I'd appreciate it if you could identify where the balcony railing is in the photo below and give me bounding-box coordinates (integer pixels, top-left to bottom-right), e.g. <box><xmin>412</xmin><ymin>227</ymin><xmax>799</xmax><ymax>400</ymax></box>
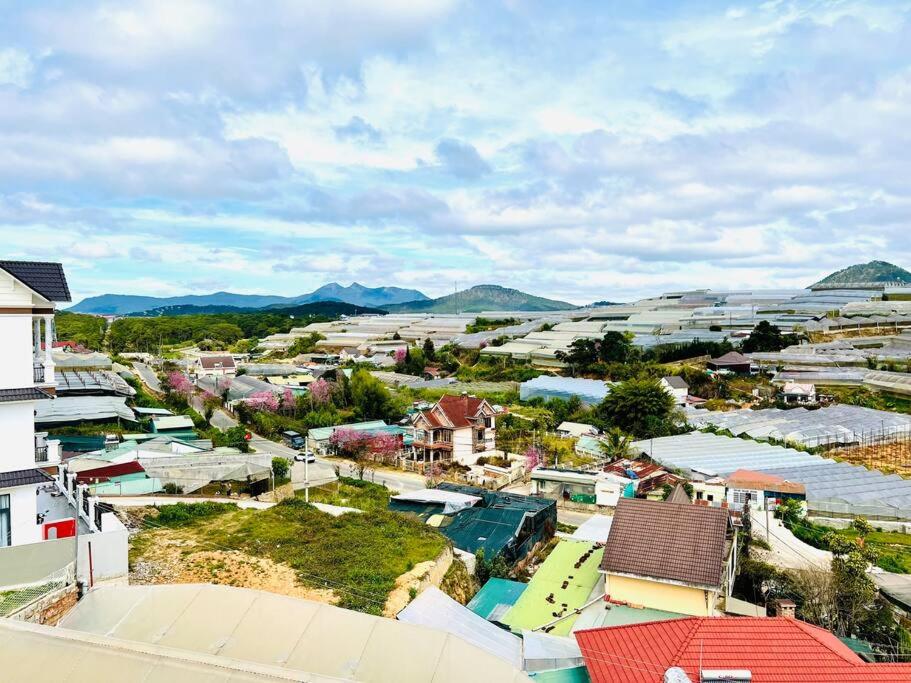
<box><xmin>33</xmin><ymin>364</ymin><xmax>45</xmax><ymax>384</ymax></box>
<box><xmin>35</xmin><ymin>445</ymin><xmax>48</xmax><ymax>463</ymax></box>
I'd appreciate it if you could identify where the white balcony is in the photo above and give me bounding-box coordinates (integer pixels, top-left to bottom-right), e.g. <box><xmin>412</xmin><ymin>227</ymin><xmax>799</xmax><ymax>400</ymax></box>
<box><xmin>34</xmin><ymin>433</ymin><xmax>61</xmax><ymax>466</ymax></box>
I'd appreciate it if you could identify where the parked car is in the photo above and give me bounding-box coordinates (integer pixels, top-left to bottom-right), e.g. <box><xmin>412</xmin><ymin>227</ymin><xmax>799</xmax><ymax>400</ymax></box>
<box><xmin>294</xmin><ymin>451</ymin><xmax>316</xmax><ymax>463</ymax></box>
<box><xmin>281</xmin><ymin>430</ymin><xmax>305</xmax><ymax>450</ymax></box>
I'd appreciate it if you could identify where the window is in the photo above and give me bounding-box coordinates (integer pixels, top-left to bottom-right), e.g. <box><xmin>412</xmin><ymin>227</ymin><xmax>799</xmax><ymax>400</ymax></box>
<box><xmin>0</xmin><ymin>494</ymin><xmax>10</xmax><ymax>547</ymax></box>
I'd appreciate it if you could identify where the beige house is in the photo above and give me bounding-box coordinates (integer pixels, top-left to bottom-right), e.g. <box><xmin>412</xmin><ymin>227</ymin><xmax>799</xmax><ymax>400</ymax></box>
<box><xmin>411</xmin><ymin>394</ymin><xmax>497</xmax><ymax>465</ymax></box>
<box><xmin>599</xmin><ymin>497</ymin><xmax>737</xmax><ymax>617</ymax></box>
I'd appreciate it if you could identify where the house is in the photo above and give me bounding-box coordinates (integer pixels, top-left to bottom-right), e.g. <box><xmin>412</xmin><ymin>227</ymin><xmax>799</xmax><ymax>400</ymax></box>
<box><xmin>575</xmin><ymin>616</ymin><xmax>911</xmax><ymax>683</ymax></box>
<box><xmin>659</xmin><ymin>376</ymin><xmax>689</xmax><ymax>405</ymax></box>
<box><xmin>707</xmin><ymin>351</ymin><xmax>753</xmax><ymax>374</ymax></box>
<box><xmin>602</xmin><ymin>459</ymin><xmax>682</xmax><ymax>500</ymax></box>
<box><xmin>530</xmin><ymin>468</ymin><xmax>635</xmax><ymax>506</ymax></box>
<box><xmin>150</xmin><ymin>414</ymin><xmax>197</xmax><ymax>440</ymax></box>
<box><xmin>388</xmin><ymin>483</ymin><xmax>556</xmax><ymax>565</ymax></box>
<box><xmin>599</xmin><ymin>497</ymin><xmax>736</xmax><ymax>616</ymax></box>
<box><xmin>690</xmin><ymin>475</ymin><xmax>727</xmax><ymax>507</ymax></box>
<box><xmin>780</xmin><ymin>381</ymin><xmax>817</xmax><ymax>405</ymax></box>
<box><xmin>556</xmin><ymin>421</ymin><xmax>599</xmax><ymax>438</ymax></box>
<box><xmin>725</xmin><ymin>468</ymin><xmax>807</xmax><ymax>512</ymax></box>
<box><xmin>411</xmin><ymin>393</ymin><xmax>497</xmax><ymax>465</ymax></box>
<box><xmin>0</xmin><ymin>261</ymin><xmax>68</xmax><ymax>547</ymax></box>
<box><xmin>195</xmin><ymin>354</ymin><xmax>236</xmax><ymax>378</ymax></box>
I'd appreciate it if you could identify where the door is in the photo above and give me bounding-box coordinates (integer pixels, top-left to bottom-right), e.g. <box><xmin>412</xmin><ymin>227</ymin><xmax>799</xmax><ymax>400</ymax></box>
<box><xmin>0</xmin><ymin>494</ymin><xmax>10</xmax><ymax>547</ymax></box>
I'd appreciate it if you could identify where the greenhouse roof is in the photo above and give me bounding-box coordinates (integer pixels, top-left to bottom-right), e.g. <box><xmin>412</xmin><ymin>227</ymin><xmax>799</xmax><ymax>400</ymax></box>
<box><xmin>691</xmin><ymin>405</ymin><xmax>911</xmax><ymax>447</ymax></box>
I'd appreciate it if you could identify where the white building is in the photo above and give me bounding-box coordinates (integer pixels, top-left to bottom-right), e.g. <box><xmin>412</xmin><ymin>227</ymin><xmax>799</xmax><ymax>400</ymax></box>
<box><xmin>0</xmin><ymin>261</ymin><xmax>68</xmax><ymax>547</ymax></box>
<box><xmin>780</xmin><ymin>382</ymin><xmax>817</xmax><ymax>405</ymax></box>
<box><xmin>195</xmin><ymin>354</ymin><xmax>237</xmax><ymax>378</ymax></box>
<box><xmin>659</xmin><ymin>376</ymin><xmax>689</xmax><ymax>405</ymax></box>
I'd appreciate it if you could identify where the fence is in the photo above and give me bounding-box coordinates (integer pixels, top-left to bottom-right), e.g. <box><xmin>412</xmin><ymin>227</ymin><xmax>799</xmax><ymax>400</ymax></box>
<box><xmin>0</xmin><ymin>563</ymin><xmax>75</xmax><ymax>617</ymax></box>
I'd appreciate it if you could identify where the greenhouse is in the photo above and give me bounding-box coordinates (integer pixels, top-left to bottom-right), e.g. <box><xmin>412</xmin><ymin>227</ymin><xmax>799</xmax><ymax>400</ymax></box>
<box><xmin>633</xmin><ymin>432</ymin><xmax>911</xmax><ymax>521</ymax></box>
<box><xmin>519</xmin><ymin>375</ymin><xmax>611</xmax><ymax>405</ymax></box>
<box><xmin>691</xmin><ymin>405</ymin><xmax>911</xmax><ymax>448</ymax></box>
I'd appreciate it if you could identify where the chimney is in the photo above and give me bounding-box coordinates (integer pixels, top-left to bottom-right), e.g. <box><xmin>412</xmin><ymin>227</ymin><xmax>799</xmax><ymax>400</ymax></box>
<box><xmin>769</xmin><ymin>599</ymin><xmax>796</xmax><ymax>619</ymax></box>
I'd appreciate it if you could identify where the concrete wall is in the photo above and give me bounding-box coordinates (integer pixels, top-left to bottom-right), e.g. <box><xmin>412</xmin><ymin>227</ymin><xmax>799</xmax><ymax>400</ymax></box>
<box><xmin>0</xmin><ymin>536</ymin><xmax>75</xmax><ymax>589</ymax></box>
<box><xmin>77</xmin><ymin>514</ymin><xmax>129</xmax><ymax>585</ymax></box>
<box><xmin>452</xmin><ymin>428</ymin><xmax>476</xmax><ymax>465</ymax></box>
<box><xmin>605</xmin><ymin>573</ymin><xmax>718</xmax><ymax>617</ymax></box>
<box><xmin>10</xmin><ymin>583</ymin><xmax>77</xmax><ymax>625</ymax></box>
<box><xmin>0</xmin><ymin>401</ymin><xmax>38</xmax><ymax>473</ymax></box>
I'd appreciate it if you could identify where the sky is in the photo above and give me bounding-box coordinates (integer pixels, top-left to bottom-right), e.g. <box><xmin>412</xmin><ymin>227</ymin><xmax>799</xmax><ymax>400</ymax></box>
<box><xmin>2</xmin><ymin>0</ymin><xmax>911</xmax><ymax>306</ymax></box>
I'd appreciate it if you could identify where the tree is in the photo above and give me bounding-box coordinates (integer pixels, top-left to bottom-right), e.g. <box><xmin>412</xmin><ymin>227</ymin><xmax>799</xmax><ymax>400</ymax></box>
<box><xmin>422</xmin><ymin>338</ymin><xmax>436</xmax><ymax>362</ymax></box>
<box><xmin>742</xmin><ymin>320</ymin><xmax>798</xmax><ymax>353</ymax></box>
<box><xmin>475</xmin><ymin>548</ymin><xmax>510</xmax><ymax>584</ymax></box>
<box><xmin>595</xmin><ymin>378</ymin><xmax>681</xmax><ymax>439</ymax></box>
<box><xmin>201</xmin><ymin>391</ymin><xmax>221</xmax><ymax>425</ymax></box>
<box><xmin>244</xmin><ymin>390</ymin><xmax>279</xmax><ymax>412</ymax></box>
<box><xmin>350</xmin><ymin>369</ymin><xmax>398</xmax><ymax>421</ymax></box>
<box><xmin>556</xmin><ymin>331</ymin><xmax>636</xmax><ymax>373</ymax></box>
<box><xmin>287</xmin><ymin>333</ymin><xmax>325</xmax><ymax>357</ymax></box>
<box><xmin>272</xmin><ymin>457</ymin><xmax>289</xmax><ymax>480</ymax></box>
<box><xmin>824</xmin><ymin>530</ymin><xmax>879</xmax><ymax>637</ymax></box>
<box><xmin>851</xmin><ymin>517</ymin><xmax>873</xmax><ymax>547</ymax></box>
<box><xmin>599</xmin><ymin>428</ymin><xmax>632</xmax><ymax>461</ymax></box>
<box><xmin>524</xmin><ymin>445</ymin><xmax>542</xmax><ymax>470</ymax></box>
<box><xmin>329</xmin><ymin>428</ymin><xmax>401</xmax><ymax>478</ymax></box>
<box><xmin>309</xmin><ymin>378</ymin><xmax>332</xmax><ymax>405</ymax></box>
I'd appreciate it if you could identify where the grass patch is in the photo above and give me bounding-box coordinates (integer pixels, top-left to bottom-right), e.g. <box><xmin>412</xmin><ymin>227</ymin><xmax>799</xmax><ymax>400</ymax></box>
<box><xmin>298</xmin><ymin>476</ymin><xmax>394</xmax><ymax>512</ymax></box>
<box><xmin>787</xmin><ymin>517</ymin><xmax>911</xmax><ymax>573</ymax></box>
<box><xmin>155</xmin><ymin>501</ymin><xmax>238</xmax><ymax>527</ymax></box>
<box><xmin>142</xmin><ymin>498</ymin><xmax>447</xmax><ymax>614</ymax></box>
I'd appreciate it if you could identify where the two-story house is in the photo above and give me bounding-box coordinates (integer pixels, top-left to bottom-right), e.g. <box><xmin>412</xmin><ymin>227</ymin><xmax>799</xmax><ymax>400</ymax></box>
<box><xmin>0</xmin><ymin>261</ymin><xmax>69</xmax><ymax>547</ymax></box>
<box><xmin>599</xmin><ymin>496</ymin><xmax>737</xmax><ymax>617</ymax></box>
<box><xmin>411</xmin><ymin>394</ymin><xmax>497</xmax><ymax>465</ymax></box>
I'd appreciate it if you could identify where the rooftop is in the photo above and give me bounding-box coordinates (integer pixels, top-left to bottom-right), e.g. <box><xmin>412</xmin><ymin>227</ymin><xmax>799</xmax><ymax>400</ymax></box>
<box><xmin>601</xmin><ymin>497</ymin><xmax>729</xmax><ymax>589</ymax></box>
<box><xmin>575</xmin><ymin>616</ymin><xmax>911</xmax><ymax>683</ymax></box>
<box><xmin>0</xmin><ymin>260</ymin><xmax>71</xmax><ymax>302</ymax></box>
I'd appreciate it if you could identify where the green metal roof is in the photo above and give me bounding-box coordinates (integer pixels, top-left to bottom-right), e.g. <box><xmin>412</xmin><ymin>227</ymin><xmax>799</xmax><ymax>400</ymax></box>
<box><xmin>89</xmin><ymin>477</ymin><xmax>162</xmax><ymax>496</ymax></box>
<box><xmin>307</xmin><ymin>420</ymin><xmax>388</xmax><ymax>442</ymax></box>
<box><xmin>467</xmin><ymin>578</ymin><xmax>528</xmax><ymax>621</ymax></box>
<box><xmin>501</xmin><ymin>540</ymin><xmax>604</xmax><ymax>636</ymax></box>
<box><xmin>529</xmin><ymin>666</ymin><xmax>591</xmax><ymax>683</ymax></box>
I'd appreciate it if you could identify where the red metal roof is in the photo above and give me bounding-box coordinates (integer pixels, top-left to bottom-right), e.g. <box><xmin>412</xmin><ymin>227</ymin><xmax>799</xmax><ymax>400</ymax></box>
<box><xmin>75</xmin><ymin>460</ymin><xmax>145</xmax><ymax>483</ymax></box>
<box><xmin>416</xmin><ymin>394</ymin><xmax>492</xmax><ymax>429</ymax></box>
<box><xmin>576</xmin><ymin>617</ymin><xmax>911</xmax><ymax>682</ymax></box>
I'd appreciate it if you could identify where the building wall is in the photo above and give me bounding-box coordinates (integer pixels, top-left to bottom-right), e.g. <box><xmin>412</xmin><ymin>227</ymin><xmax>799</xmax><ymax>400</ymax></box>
<box><xmin>2</xmin><ymin>484</ymin><xmax>42</xmax><ymax>549</ymax></box>
<box><xmin>0</xmin><ymin>315</ymin><xmax>34</xmax><ymax>390</ymax></box>
<box><xmin>452</xmin><ymin>427</ymin><xmax>476</xmax><ymax>465</ymax></box>
<box><xmin>605</xmin><ymin>573</ymin><xmax>718</xmax><ymax>616</ymax></box>
<box><xmin>0</xmin><ymin>401</ymin><xmax>37</xmax><ymax>473</ymax></box>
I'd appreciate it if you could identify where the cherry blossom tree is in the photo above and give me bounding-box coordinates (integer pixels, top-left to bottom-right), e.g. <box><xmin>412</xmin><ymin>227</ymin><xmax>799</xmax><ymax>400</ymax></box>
<box><xmin>244</xmin><ymin>390</ymin><xmax>279</xmax><ymax>412</ymax></box>
<box><xmin>309</xmin><ymin>378</ymin><xmax>331</xmax><ymax>405</ymax></box>
<box><xmin>524</xmin><ymin>445</ymin><xmax>543</xmax><ymax>471</ymax></box>
<box><xmin>167</xmin><ymin>372</ymin><xmax>193</xmax><ymax>397</ymax></box>
<box><xmin>394</xmin><ymin>348</ymin><xmax>407</xmax><ymax>364</ymax></box>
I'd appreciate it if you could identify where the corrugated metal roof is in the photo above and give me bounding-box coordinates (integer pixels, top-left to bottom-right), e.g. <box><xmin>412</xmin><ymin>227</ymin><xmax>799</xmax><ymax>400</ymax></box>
<box><xmin>59</xmin><ymin>584</ymin><xmax>532</xmax><ymax>682</ymax></box>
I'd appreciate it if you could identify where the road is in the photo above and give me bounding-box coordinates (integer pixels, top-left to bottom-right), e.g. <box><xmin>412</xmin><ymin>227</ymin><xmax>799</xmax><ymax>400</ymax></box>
<box><xmin>750</xmin><ymin>507</ymin><xmax>831</xmax><ymax>570</ymax></box>
<box><xmin>132</xmin><ymin>362</ymin><xmax>162</xmax><ymax>393</ymax></box>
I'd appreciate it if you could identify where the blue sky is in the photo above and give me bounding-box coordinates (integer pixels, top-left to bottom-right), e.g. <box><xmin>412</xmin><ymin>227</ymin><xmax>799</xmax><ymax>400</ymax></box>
<box><xmin>2</xmin><ymin>0</ymin><xmax>911</xmax><ymax>305</ymax></box>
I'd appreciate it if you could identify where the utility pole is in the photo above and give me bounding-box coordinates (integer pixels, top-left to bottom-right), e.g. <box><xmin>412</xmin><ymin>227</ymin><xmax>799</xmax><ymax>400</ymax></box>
<box><xmin>304</xmin><ymin>453</ymin><xmax>310</xmax><ymax>503</ymax></box>
<box><xmin>765</xmin><ymin>503</ymin><xmax>770</xmax><ymax>543</ymax></box>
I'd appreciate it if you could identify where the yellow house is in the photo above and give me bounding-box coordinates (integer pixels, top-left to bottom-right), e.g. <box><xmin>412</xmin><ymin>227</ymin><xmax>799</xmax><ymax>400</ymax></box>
<box><xmin>599</xmin><ymin>497</ymin><xmax>737</xmax><ymax>617</ymax></box>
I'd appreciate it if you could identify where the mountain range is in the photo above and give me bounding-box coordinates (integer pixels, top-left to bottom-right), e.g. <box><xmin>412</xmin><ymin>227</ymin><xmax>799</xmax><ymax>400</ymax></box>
<box><xmin>381</xmin><ymin>284</ymin><xmax>574</xmax><ymax>313</ymax></box>
<box><xmin>69</xmin><ymin>282</ymin><xmax>429</xmax><ymax>315</ymax></box>
<box><xmin>812</xmin><ymin>261</ymin><xmax>911</xmax><ymax>287</ymax></box>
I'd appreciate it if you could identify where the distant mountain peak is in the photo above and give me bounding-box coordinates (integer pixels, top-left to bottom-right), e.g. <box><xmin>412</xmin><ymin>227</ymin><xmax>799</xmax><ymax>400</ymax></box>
<box><xmin>382</xmin><ymin>283</ymin><xmax>574</xmax><ymax>313</ymax></box>
<box><xmin>811</xmin><ymin>261</ymin><xmax>911</xmax><ymax>288</ymax></box>
<box><xmin>69</xmin><ymin>282</ymin><xmax>429</xmax><ymax>315</ymax></box>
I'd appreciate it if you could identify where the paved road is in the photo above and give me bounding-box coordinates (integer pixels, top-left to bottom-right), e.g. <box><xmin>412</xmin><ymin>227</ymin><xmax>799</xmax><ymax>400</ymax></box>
<box><xmin>750</xmin><ymin>507</ymin><xmax>831</xmax><ymax>570</ymax></box>
<box><xmin>132</xmin><ymin>362</ymin><xmax>162</xmax><ymax>393</ymax></box>
<box><xmin>556</xmin><ymin>508</ymin><xmax>597</xmax><ymax>527</ymax></box>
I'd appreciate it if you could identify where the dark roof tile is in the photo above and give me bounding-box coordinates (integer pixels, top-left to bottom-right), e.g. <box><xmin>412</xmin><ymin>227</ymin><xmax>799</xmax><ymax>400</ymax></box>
<box><xmin>601</xmin><ymin>497</ymin><xmax>730</xmax><ymax>588</ymax></box>
<box><xmin>0</xmin><ymin>261</ymin><xmax>71</xmax><ymax>302</ymax></box>
<box><xmin>0</xmin><ymin>387</ymin><xmax>54</xmax><ymax>403</ymax></box>
<box><xmin>0</xmin><ymin>468</ymin><xmax>54</xmax><ymax>489</ymax></box>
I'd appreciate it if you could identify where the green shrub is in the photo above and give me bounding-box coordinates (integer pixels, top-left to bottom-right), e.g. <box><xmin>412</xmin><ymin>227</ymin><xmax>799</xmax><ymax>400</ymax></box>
<box><xmin>155</xmin><ymin>502</ymin><xmax>237</xmax><ymax>527</ymax></box>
